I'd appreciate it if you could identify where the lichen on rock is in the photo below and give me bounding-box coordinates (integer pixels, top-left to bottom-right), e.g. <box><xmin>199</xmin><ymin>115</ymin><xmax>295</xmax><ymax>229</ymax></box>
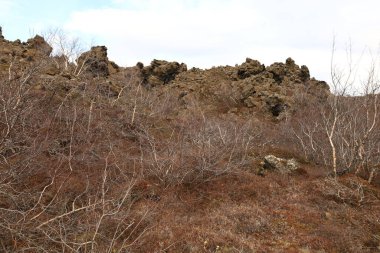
<box><xmin>261</xmin><ymin>155</ymin><xmax>299</xmax><ymax>174</ymax></box>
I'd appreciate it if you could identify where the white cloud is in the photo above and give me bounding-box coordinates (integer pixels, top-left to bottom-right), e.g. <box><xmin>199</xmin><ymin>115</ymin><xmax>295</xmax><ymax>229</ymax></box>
<box><xmin>64</xmin><ymin>0</ymin><xmax>380</xmax><ymax>83</ymax></box>
<box><xmin>0</xmin><ymin>0</ymin><xmax>14</xmax><ymax>17</ymax></box>
<box><xmin>112</xmin><ymin>0</ymin><xmax>127</xmax><ymax>4</ymax></box>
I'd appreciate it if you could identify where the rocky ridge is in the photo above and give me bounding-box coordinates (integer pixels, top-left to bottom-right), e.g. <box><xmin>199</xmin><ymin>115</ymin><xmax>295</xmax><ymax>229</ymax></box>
<box><xmin>0</xmin><ymin>30</ymin><xmax>330</xmax><ymax>119</ymax></box>
<box><xmin>140</xmin><ymin>57</ymin><xmax>330</xmax><ymax>118</ymax></box>
<box><xmin>0</xmin><ymin>34</ymin><xmax>52</xmax><ymax>69</ymax></box>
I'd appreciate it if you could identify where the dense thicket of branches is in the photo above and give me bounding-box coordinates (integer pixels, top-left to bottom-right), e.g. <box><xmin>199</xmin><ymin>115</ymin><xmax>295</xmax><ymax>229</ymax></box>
<box><xmin>0</xmin><ymin>34</ymin><xmax>379</xmax><ymax>252</ymax></box>
<box><xmin>0</xmin><ymin>46</ymin><xmax>267</xmax><ymax>252</ymax></box>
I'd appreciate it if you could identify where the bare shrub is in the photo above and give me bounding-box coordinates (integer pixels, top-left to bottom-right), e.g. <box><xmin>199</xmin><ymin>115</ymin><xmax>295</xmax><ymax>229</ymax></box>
<box><xmin>133</xmin><ymin>107</ymin><xmax>262</xmax><ymax>186</ymax></box>
<box><xmin>0</xmin><ymin>61</ymin><xmax>152</xmax><ymax>252</ymax></box>
<box><xmin>42</xmin><ymin>28</ymin><xmax>89</xmax><ymax>76</ymax></box>
<box><xmin>292</xmin><ymin>40</ymin><xmax>380</xmax><ymax>182</ymax></box>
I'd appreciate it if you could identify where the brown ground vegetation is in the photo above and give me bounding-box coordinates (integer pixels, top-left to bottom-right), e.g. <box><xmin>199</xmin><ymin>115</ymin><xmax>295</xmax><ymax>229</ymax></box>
<box><xmin>0</xmin><ymin>33</ymin><xmax>379</xmax><ymax>252</ymax></box>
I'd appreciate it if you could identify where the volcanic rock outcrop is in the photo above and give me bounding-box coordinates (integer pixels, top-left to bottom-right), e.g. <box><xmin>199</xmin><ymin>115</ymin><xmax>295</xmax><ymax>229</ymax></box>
<box><xmin>237</xmin><ymin>58</ymin><xmax>265</xmax><ymax>79</ymax></box>
<box><xmin>0</xmin><ymin>30</ymin><xmax>330</xmax><ymax>119</ymax></box>
<box><xmin>0</xmin><ymin>34</ymin><xmax>52</xmax><ymax>65</ymax></box>
<box><xmin>160</xmin><ymin>57</ymin><xmax>330</xmax><ymax>119</ymax></box>
<box><xmin>77</xmin><ymin>46</ymin><xmax>119</xmax><ymax>77</ymax></box>
<box><xmin>140</xmin><ymin>59</ymin><xmax>187</xmax><ymax>87</ymax></box>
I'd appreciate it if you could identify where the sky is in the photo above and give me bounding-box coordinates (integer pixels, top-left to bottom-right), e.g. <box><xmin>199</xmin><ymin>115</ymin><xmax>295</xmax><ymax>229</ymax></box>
<box><xmin>1</xmin><ymin>0</ymin><xmax>380</xmax><ymax>85</ymax></box>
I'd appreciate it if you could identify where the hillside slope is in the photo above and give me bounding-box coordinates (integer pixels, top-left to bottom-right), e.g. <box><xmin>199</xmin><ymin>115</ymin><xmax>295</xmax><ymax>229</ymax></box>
<box><xmin>0</xmin><ymin>33</ymin><xmax>379</xmax><ymax>253</ymax></box>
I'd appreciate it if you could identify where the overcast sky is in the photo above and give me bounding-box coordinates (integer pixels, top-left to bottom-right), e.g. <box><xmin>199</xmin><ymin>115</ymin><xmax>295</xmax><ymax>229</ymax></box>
<box><xmin>1</xmin><ymin>0</ymin><xmax>380</xmax><ymax>84</ymax></box>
